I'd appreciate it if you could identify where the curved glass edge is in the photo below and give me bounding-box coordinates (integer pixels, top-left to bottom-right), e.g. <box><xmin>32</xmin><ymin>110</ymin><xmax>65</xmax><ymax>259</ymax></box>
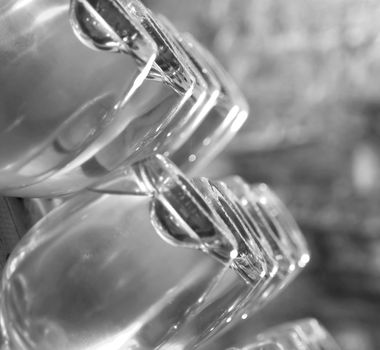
<box><xmin>132</xmin><ymin>155</ymin><xmax>239</xmax><ymax>264</ymax></box>
<box><xmin>194</xmin><ymin>178</ymin><xmax>271</xmax><ymax>286</ymax></box>
<box><xmin>63</xmin><ymin>0</ymin><xmax>201</xmax><ymax>172</ymax></box>
<box><xmin>251</xmin><ymin>183</ymin><xmax>310</xmax><ymax>270</ymax></box>
<box><xmin>0</xmin><ymin>156</ymin><xmax>284</xmax><ymax>350</ymax></box>
<box><xmin>149</xmin><ymin>15</ymin><xmax>217</xmax><ymax>158</ymax></box>
<box><xmin>171</xmin><ymin>33</ymin><xmax>249</xmax><ymax>173</ymax></box>
<box><xmin>92</xmin><ymin>154</ymin><xmax>271</xmax><ymax>283</ymax></box>
<box><xmin>70</xmin><ymin>0</ymin><xmax>157</xmax><ymax>64</ymax></box>
<box><xmin>2</xmin><ymin>3</ymin><xmax>201</xmax><ymax>197</ymax></box>
<box><xmin>123</xmin><ymin>0</ymin><xmax>195</xmax><ymax>94</ymax></box>
<box><xmin>218</xmin><ymin>176</ymin><xmax>310</xmax><ymax>308</ymax></box>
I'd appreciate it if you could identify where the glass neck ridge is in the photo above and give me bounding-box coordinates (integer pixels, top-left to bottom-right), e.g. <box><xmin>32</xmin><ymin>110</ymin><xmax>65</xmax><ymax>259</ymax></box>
<box><xmin>70</xmin><ymin>0</ymin><xmax>156</xmax><ymax>67</ymax></box>
<box><xmin>70</xmin><ymin>0</ymin><xmax>194</xmax><ymax>94</ymax></box>
<box><xmin>132</xmin><ymin>155</ymin><xmax>269</xmax><ymax>285</ymax></box>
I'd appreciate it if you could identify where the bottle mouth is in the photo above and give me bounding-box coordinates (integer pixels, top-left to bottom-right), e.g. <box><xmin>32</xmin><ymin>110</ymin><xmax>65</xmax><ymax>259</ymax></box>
<box><xmin>220</xmin><ymin>176</ymin><xmax>310</xmax><ymax>277</ymax></box>
<box><xmin>191</xmin><ymin>177</ymin><xmax>270</xmax><ymax>284</ymax></box>
<box><xmin>250</xmin><ymin>183</ymin><xmax>310</xmax><ymax>269</ymax></box>
<box><xmin>123</xmin><ymin>0</ymin><xmax>195</xmax><ymax>92</ymax></box>
<box><xmin>70</xmin><ymin>0</ymin><xmax>139</xmax><ymax>52</ymax></box>
<box><xmin>133</xmin><ymin>155</ymin><xmax>238</xmax><ymax>264</ymax></box>
<box><xmin>70</xmin><ymin>0</ymin><xmax>196</xmax><ymax>94</ymax></box>
<box><xmin>70</xmin><ymin>0</ymin><xmax>157</xmax><ymax>67</ymax></box>
<box><xmin>90</xmin><ymin>155</ymin><xmax>309</xmax><ymax>292</ymax></box>
<box><xmin>161</xmin><ymin>30</ymin><xmax>248</xmax><ymax>173</ymax></box>
<box><xmin>131</xmin><ymin>155</ymin><xmax>272</xmax><ymax>285</ymax></box>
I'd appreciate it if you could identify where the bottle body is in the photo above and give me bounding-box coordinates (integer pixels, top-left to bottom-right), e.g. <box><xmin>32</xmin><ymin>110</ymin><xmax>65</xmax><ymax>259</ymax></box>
<box><xmin>0</xmin><ymin>192</ymin><xmax>223</xmax><ymax>349</ymax></box>
<box><xmin>0</xmin><ymin>154</ymin><xmax>309</xmax><ymax>349</ymax></box>
<box><xmin>0</xmin><ymin>0</ymin><xmax>249</xmax><ymax>198</ymax></box>
<box><xmin>0</xmin><ymin>189</ymin><xmax>255</xmax><ymax>349</ymax></box>
<box><xmin>0</xmin><ymin>0</ymin><xmax>146</xmax><ymax>191</ymax></box>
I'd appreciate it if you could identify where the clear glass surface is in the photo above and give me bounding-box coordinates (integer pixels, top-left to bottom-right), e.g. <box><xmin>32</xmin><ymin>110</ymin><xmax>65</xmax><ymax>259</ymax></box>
<box><xmin>1</xmin><ymin>0</ymin><xmax>245</xmax><ymax>197</ymax></box>
<box><xmin>170</xmin><ymin>34</ymin><xmax>249</xmax><ymax>173</ymax></box>
<box><xmin>240</xmin><ymin>343</ymin><xmax>282</xmax><ymax>350</ymax></box>
<box><xmin>219</xmin><ymin>319</ymin><xmax>341</xmax><ymax>350</ymax></box>
<box><xmin>220</xmin><ymin>177</ymin><xmax>310</xmax><ymax>308</ymax></box>
<box><xmin>0</xmin><ymin>155</ymin><xmax>273</xmax><ymax>350</ymax></box>
<box><xmin>0</xmin><ymin>0</ymin><xmax>157</xmax><ymax>193</ymax></box>
<box><xmin>90</xmin><ymin>155</ymin><xmax>309</xmax><ymax>348</ymax></box>
<box><xmin>146</xmin><ymin>16</ymin><xmax>222</xmax><ymax>165</ymax></box>
<box><xmin>256</xmin><ymin>319</ymin><xmax>342</xmax><ymax>350</ymax></box>
<box><xmin>0</xmin><ymin>192</ymin><xmax>222</xmax><ymax>350</ymax></box>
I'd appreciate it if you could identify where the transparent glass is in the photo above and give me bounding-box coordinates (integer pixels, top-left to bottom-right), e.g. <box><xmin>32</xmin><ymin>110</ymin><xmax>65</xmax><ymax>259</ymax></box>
<box><xmin>243</xmin><ymin>344</ymin><xmax>282</xmax><ymax>350</ymax></box>
<box><xmin>1</xmin><ymin>0</ymin><xmax>247</xmax><ymax>197</ymax></box>
<box><xmin>157</xmin><ymin>18</ymin><xmax>249</xmax><ymax>173</ymax></box>
<box><xmin>219</xmin><ymin>177</ymin><xmax>310</xmax><ymax>309</ymax></box>
<box><xmin>170</xmin><ymin>34</ymin><xmax>249</xmax><ymax>173</ymax></box>
<box><xmin>0</xmin><ymin>155</ymin><xmax>279</xmax><ymax>350</ymax></box>
<box><xmin>76</xmin><ymin>155</ymin><xmax>308</xmax><ymax>348</ymax></box>
<box><xmin>255</xmin><ymin>319</ymin><xmax>342</xmax><ymax>350</ymax></box>
<box><xmin>235</xmin><ymin>342</ymin><xmax>282</xmax><ymax>350</ymax></box>
<box><xmin>0</xmin><ymin>0</ymin><xmax>157</xmax><ymax>193</ymax></box>
<box><xmin>222</xmin><ymin>319</ymin><xmax>340</xmax><ymax>350</ymax></box>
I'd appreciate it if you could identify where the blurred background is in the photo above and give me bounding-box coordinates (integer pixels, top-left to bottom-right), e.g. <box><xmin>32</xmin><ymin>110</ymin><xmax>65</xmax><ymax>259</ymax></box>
<box><xmin>144</xmin><ymin>1</ymin><xmax>380</xmax><ymax>349</ymax></box>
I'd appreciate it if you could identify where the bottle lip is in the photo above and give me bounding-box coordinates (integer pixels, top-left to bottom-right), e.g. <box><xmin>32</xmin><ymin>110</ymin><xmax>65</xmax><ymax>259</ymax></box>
<box><xmin>167</xmin><ymin>30</ymin><xmax>248</xmax><ymax>173</ymax></box>
<box><xmin>158</xmin><ymin>15</ymin><xmax>220</xmax><ymax>96</ymax></box>
<box><xmin>211</xmin><ymin>179</ymin><xmax>279</xmax><ymax>280</ymax></box>
<box><xmin>182</xmin><ymin>33</ymin><xmax>249</xmax><ymax>117</ymax></box>
<box><xmin>92</xmin><ymin>154</ymin><xmax>309</xmax><ymax>292</ymax></box>
<box><xmin>131</xmin><ymin>155</ymin><xmax>274</xmax><ymax>286</ymax></box>
<box><xmin>132</xmin><ymin>155</ymin><xmax>238</xmax><ymax>264</ymax></box>
<box><xmin>221</xmin><ymin>176</ymin><xmax>310</xmax><ymax>273</ymax></box>
<box><xmin>70</xmin><ymin>0</ymin><xmax>198</xmax><ymax>94</ymax></box>
<box><xmin>251</xmin><ymin>182</ymin><xmax>310</xmax><ymax>269</ymax></box>
<box><xmin>69</xmin><ymin>1</ymin><xmax>249</xmax><ymax>180</ymax></box>
<box><xmin>195</xmin><ymin>177</ymin><xmax>271</xmax><ymax>284</ymax></box>
<box><xmin>70</xmin><ymin>0</ymin><xmax>157</xmax><ymax>59</ymax></box>
<box><xmin>121</xmin><ymin>0</ymin><xmax>198</xmax><ymax>94</ymax></box>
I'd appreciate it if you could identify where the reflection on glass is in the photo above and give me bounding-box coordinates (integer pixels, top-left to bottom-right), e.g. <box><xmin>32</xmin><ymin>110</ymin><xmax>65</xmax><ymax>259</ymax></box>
<box><xmin>0</xmin><ymin>0</ymin><xmax>156</xmax><ymax>193</ymax></box>
<box><xmin>256</xmin><ymin>319</ymin><xmax>342</xmax><ymax>350</ymax></box>
<box><xmin>157</xmin><ymin>17</ymin><xmax>248</xmax><ymax>173</ymax></box>
<box><xmin>241</xmin><ymin>342</ymin><xmax>282</xmax><ymax>350</ymax></box>
<box><xmin>1</xmin><ymin>0</ymin><xmax>247</xmax><ymax>198</ymax></box>
<box><xmin>223</xmin><ymin>319</ymin><xmax>341</xmax><ymax>350</ymax></box>
<box><xmin>0</xmin><ymin>155</ymin><xmax>306</xmax><ymax>350</ymax></box>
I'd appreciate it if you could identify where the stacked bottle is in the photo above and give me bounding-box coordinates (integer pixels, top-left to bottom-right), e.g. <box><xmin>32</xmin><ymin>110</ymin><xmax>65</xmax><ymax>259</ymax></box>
<box><xmin>0</xmin><ymin>1</ymin><xmax>341</xmax><ymax>350</ymax></box>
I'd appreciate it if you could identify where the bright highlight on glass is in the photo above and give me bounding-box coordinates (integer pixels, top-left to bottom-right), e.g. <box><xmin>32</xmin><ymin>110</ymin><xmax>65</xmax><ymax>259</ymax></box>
<box><xmin>0</xmin><ymin>155</ymin><xmax>309</xmax><ymax>350</ymax></box>
<box><xmin>1</xmin><ymin>0</ymin><xmax>247</xmax><ymax>198</ymax></box>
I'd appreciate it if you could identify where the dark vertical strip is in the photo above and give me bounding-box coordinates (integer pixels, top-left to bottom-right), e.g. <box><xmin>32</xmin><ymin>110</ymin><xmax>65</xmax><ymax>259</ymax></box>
<box><xmin>0</xmin><ymin>198</ymin><xmax>30</xmax><ymax>270</ymax></box>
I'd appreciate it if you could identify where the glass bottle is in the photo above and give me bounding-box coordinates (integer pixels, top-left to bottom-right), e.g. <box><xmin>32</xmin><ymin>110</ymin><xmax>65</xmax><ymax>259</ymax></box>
<box><xmin>255</xmin><ymin>319</ymin><xmax>342</xmax><ymax>350</ymax></box>
<box><xmin>220</xmin><ymin>177</ymin><xmax>310</xmax><ymax>307</ymax></box>
<box><xmin>222</xmin><ymin>319</ymin><xmax>341</xmax><ymax>350</ymax></box>
<box><xmin>0</xmin><ymin>155</ymin><xmax>278</xmax><ymax>350</ymax></box>
<box><xmin>0</xmin><ymin>0</ymin><xmax>155</xmax><ymax>193</ymax></box>
<box><xmin>157</xmin><ymin>17</ymin><xmax>249</xmax><ymax>173</ymax></box>
<box><xmin>1</xmin><ymin>0</ymin><xmax>247</xmax><ymax>197</ymax></box>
